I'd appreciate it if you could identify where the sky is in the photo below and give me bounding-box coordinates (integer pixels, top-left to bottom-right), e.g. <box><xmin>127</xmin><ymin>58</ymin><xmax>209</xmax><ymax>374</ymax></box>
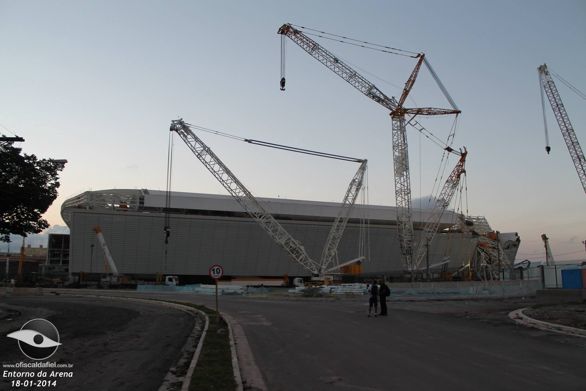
<box><xmin>1</xmin><ymin>0</ymin><xmax>585</xmax><ymax>262</ymax></box>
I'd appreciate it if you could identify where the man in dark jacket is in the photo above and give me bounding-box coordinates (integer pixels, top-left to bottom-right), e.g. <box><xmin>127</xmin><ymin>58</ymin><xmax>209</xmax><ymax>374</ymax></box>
<box><xmin>378</xmin><ymin>280</ymin><xmax>390</xmax><ymax>316</ymax></box>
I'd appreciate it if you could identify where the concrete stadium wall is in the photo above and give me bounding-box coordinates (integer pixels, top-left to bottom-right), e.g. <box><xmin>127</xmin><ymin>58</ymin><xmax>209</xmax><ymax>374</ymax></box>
<box><xmin>68</xmin><ymin>209</ymin><xmax>477</xmax><ymax>277</ymax></box>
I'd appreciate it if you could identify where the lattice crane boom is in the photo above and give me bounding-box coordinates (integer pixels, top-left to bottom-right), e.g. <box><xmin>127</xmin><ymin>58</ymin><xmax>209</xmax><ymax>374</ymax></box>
<box><xmin>278</xmin><ymin>23</ymin><xmax>396</xmax><ymax>111</ymax></box>
<box><xmin>412</xmin><ymin>149</ymin><xmax>467</xmax><ymax>270</ymax></box>
<box><xmin>319</xmin><ymin>160</ymin><xmax>368</xmax><ymax>274</ymax></box>
<box><xmin>541</xmin><ymin>233</ymin><xmax>555</xmax><ymax>266</ymax></box>
<box><xmin>538</xmin><ymin>64</ymin><xmax>586</xmax><ymax>194</ymax></box>
<box><xmin>170</xmin><ymin>119</ymin><xmax>322</xmax><ymax>274</ymax></box>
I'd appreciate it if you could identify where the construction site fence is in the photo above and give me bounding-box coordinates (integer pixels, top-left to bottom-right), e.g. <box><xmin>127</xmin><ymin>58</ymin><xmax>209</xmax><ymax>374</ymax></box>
<box><xmin>135</xmin><ymin>280</ymin><xmax>544</xmax><ymax>299</ymax></box>
<box><xmin>516</xmin><ymin>264</ymin><xmax>585</xmax><ymax>289</ymax></box>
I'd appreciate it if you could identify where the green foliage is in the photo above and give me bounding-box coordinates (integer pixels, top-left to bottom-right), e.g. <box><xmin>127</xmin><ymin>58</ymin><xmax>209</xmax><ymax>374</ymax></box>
<box><xmin>0</xmin><ymin>142</ymin><xmax>66</xmax><ymax>242</ymax></box>
<box><xmin>190</xmin><ymin>313</ymin><xmax>236</xmax><ymax>391</ymax></box>
<box><xmin>167</xmin><ymin>302</ymin><xmax>236</xmax><ymax>391</ymax></box>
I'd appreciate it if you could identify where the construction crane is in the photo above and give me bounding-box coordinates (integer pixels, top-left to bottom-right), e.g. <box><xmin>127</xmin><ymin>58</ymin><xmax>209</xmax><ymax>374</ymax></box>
<box><xmin>412</xmin><ymin>148</ymin><xmax>467</xmax><ymax>271</ymax></box>
<box><xmin>538</xmin><ymin>64</ymin><xmax>586</xmax><ymax>194</ymax></box>
<box><xmin>278</xmin><ymin>23</ymin><xmax>460</xmax><ymax>271</ymax></box>
<box><xmin>319</xmin><ymin>160</ymin><xmax>367</xmax><ymax>273</ymax></box>
<box><xmin>541</xmin><ymin>233</ymin><xmax>555</xmax><ymax>266</ymax></box>
<box><xmin>169</xmin><ymin>119</ymin><xmax>367</xmax><ymax>276</ymax></box>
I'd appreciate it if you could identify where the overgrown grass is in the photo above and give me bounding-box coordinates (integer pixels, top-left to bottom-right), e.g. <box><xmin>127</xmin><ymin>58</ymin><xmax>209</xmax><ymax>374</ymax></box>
<box><xmin>174</xmin><ymin>303</ymin><xmax>237</xmax><ymax>391</ymax></box>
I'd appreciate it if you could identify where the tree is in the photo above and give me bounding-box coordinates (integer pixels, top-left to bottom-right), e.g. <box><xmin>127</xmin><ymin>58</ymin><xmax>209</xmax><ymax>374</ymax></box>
<box><xmin>0</xmin><ymin>141</ymin><xmax>66</xmax><ymax>242</ymax></box>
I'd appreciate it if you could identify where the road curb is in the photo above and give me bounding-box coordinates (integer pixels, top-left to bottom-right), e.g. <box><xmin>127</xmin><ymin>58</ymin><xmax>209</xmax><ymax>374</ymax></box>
<box><xmin>508</xmin><ymin>307</ymin><xmax>586</xmax><ymax>338</ymax></box>
<box><xmin>222</xmin><ymin>312</ymin><xmax>244</xmax><ymax>391</ymax></box>
<box><xmin>222</xmin><ymin>312</ymin><xmax>267</xmax><ymax>391</ymax></box>
<box><xmin>179</xmin><ymin>307</ymin><xmax>209</xmax><ymax>391</ymax></box>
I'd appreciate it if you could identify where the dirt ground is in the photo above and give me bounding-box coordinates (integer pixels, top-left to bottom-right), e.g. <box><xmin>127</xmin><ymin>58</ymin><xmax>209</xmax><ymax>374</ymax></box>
<box><xmin>524</xmin><ymin>303</ymin><xmax>586</xmax><ymax>329</ymax></box>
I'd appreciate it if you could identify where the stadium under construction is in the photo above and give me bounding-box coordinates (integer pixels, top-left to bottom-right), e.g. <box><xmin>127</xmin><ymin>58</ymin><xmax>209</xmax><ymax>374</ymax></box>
<box><xmin>61</xmin><ymin>189</ymin><xmax>520</xmax><ymax>283</ymax></box>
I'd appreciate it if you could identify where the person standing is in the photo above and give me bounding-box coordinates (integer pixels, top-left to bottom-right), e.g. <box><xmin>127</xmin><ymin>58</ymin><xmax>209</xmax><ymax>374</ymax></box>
<box><xmin>378</xmin><ymin>280</ymin><xmax>390</xmax><ymax>316</ymax></box>
<box><xmin>368</xmin><ymin>281</ymin><xmax>379</xmax><ymax>317</ymax></box>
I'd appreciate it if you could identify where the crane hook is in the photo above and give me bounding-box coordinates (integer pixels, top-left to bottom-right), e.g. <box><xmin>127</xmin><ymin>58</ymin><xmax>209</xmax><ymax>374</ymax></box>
<box><xmin>280</xmin><ymin>77</ymin><xmax>286</xmax><ymax>91</ymax></box>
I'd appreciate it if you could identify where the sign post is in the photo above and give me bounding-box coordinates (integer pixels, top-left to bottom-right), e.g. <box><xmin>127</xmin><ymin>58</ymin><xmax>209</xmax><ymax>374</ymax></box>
<box><xmin>209</xmin><ymin>264</ymin><xmax>224</xmax><ymax>315</ymax></box>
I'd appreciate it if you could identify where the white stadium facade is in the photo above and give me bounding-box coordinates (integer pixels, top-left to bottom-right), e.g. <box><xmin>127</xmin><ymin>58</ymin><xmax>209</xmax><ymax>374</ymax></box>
<box><xmin>61</xmin><ymin>189</ymin><xmax>519</xmax><ymax>282</ymax></box>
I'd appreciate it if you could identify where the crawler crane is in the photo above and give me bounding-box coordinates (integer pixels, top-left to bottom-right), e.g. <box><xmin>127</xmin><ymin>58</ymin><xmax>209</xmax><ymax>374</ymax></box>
<box><xmin>169</xmin><ymin>119</ymin><xmax>367</xmax><ymax>276</ymax></box>
<box><xmin>278</xmin><ymin>23</ymin><xmax>461</xmax><ymax>272</ymax></box>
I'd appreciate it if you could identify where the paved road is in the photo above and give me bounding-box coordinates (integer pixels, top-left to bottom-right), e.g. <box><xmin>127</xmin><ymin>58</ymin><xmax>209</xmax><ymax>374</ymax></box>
<box><xmin>185</xmin><ymin>295</ymin><xmax>586</xmax><ymax>391</ymax></box>
<box><xmin>8</xmin><ymin>291</ymin><xmax>585</xmax><ymax>391</ymax></box>
<box><xmin>0</xmin><ymin>295</ymin><xmax>194</xmax><ymax>391</ymax></box>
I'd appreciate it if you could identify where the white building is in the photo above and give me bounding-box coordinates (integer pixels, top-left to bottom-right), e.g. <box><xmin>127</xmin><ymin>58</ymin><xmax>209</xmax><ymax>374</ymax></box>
<box><xmin>61</xmin><ymin>189</ymin><xmax>515</xmax><ymax>280</ymax></box>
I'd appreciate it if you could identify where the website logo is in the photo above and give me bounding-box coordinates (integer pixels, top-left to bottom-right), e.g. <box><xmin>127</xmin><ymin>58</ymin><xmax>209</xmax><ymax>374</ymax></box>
<box><xmin>7</xmin><ymin>318</ymin><xmax>61</xmax><ymax>360</ymax></box>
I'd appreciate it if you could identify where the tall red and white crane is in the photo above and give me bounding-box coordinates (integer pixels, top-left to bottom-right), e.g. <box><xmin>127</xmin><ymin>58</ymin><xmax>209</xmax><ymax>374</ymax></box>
<box><xmin>278</xmin><ymin>23</ymin><xmax>460</xmax><ymax>271</ymax></box>
<box><xmin>538</xmin><ymin>64</ymin><xmax>586</xmax><ymax>194</ymax></box>
<box><xmin>169</xmin><ymin>119</ymin><xmax>367</xmax><ymax>276</ymax></box>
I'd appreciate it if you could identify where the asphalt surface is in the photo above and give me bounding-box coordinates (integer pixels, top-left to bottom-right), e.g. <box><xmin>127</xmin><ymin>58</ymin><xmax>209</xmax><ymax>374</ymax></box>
<box><xmin>0</xmin><ymin>295</ymin><xmax>194</xmax><ymax>391</ymax></box>
<box><xmin>3</xmin><ymin>291</ymin><xmax>586</xmax><ymax>391</ymax></box>
<box><xmin>186</xmin><ymin>294</ymin><xmax>586</xmax><ymax>391</ymax></box>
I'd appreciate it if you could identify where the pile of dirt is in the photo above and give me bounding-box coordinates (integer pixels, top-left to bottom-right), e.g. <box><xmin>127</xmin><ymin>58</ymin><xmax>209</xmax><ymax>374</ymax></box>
<box><xmin>524</xmin><ymin>303</ymin><xmax>586</xmax><ymax>330</ymax></box>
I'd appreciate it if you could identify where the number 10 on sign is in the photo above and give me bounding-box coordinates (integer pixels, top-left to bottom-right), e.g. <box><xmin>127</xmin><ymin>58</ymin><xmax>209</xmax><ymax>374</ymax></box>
<box><xmin>209</xmin><ymin>264</ymin><xmax>223</xmax><ymax>314</ymax></box>
<box><xmin>209</xmin><ymin>264</ymin><xmax>223</xmax><ymax>280</ymax></box>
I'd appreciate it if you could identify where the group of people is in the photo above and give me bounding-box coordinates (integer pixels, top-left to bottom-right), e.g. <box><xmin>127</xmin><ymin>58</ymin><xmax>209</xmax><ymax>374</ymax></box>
<box><xmin>367</xmin><ymin>280</ymin><xmax>390</xmax><ymax>317</ymax></box>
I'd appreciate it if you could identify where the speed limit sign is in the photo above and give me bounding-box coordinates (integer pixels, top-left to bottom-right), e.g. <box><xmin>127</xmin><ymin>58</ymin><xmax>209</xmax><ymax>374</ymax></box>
<box><xmin>209</xmin><ymin>264</ymin><xmax>224</xmax><ymax>280</ymax></box>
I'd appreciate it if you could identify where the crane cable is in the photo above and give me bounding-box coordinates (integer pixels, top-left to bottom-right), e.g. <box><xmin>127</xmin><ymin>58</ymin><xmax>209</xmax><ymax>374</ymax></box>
<box><xmin>243</xmin><ymin>139</ymin><xmax>364</xmax><ymax>162</ymax></box>
<box><xmin>539</xmin><ymin>74</ymin><xmax>551</xmax><ymax>154</ymax></box>
<box><xmin>427</xmin><ymin>116</ymin><xmax>461</xmax><ymax>205</ymax></box>
<box><xmin>358</xmin><ymin>168</ymin><xmax>371</xmax><ymax>262</ymax></box>
<box><xmin>184</xmin><ymin>122</ymin><xmax>365</xmax><ymax>163</ymax></box>
<box><xmin>163</xmin><ymin>130</ymin><xmax>174</xmax><ymax>273</ymax></box>
<box><xmin>291</xmin><ymin>24</ymin><xmax>420</xmax><ymax>58</ymax></box>
<box><xmin>280</xmin><ymin>35</ymin><xmax>286</xmax><ymax>91</ymax></box>
<box><xmin>551</xmin><ymin>70</ymin><xmax>586</xmax><ymax>100</ymax></box>
<box><xmin>463</xmin><ymin>170</ymin><xmax>469</xmax><ymax>218</ymax></box>
<box><xmin>422</xmin><ymin>56</ymin><xmax>459</xmax><ymax>111</ymax></box>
